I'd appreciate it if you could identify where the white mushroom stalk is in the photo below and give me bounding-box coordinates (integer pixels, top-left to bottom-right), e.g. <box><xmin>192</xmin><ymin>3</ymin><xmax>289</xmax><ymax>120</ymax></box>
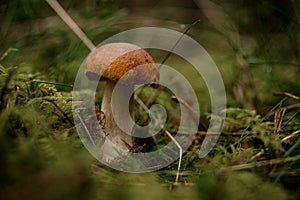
<box><xmin>100</xmin><ymin>80</ymin><xmax>135</xmax><ymax>151</ymax></box>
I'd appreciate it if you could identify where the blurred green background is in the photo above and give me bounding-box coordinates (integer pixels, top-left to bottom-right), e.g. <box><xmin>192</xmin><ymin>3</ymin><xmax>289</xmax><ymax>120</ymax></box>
<box><xmin>1</xmin><ymin>0</ymin><xmax>299</xmax><ymax>111</ymax></box>
<box><xmin>0</xmin><ymin>0</ymin><xmax>299</xmax><ymax>199</ymax></box>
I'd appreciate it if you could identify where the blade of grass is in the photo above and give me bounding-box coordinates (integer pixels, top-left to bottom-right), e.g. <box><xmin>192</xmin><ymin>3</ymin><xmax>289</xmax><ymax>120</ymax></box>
<box><xmin>159</xmin><ymin>19</ymin><xmax>201</xmax><ymax>67</ymax></box>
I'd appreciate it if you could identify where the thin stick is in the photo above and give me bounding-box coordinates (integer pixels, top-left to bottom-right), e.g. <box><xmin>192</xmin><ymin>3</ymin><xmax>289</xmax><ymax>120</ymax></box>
<box><xmin>135</xmin><ymin>95</ymin><xmax>151</xmax><ymax>114</ymax></box>
<box><xmin>273</xmin><ymin>92</ymin><xmax>300</xmax><ymax>101</ymax></box>
<box><xmin>0</xmin><ymin>48</ymin><xmax>18</xmax><ymax>61</ymax></box>
<box><xmin>224</xmin><ymin>155</ymin><xmax>300</xmax><ymax>171</ymax></box>
<box><xmin>76</xmin><ymin>112</ymin><xmax>96</xmax><ymax>147</ymax></box>
<box><xmin>250</xmin><ymin>150</ymin><xmax>265</xmax><ymax>161</ymax></box>
<box><xmin>43</xmin><ymin>98</ymin><xmax>74</xmax><ymax>125</ymax></box>
<box><xmin>281</xmin><ymin>129</ymin><xmax>300</xmax><ymax>143</ymax></box>
<box><xmin>171</xmin><ymin>95</ymin><xmax>207</xmax><ymax>131</ymax></box>
<box><xmin>276</xmin><ymin>108</ymin><xmax>286</xmax><ymax>134</ymax></box>
<box><xmin>178</xmin><ymin>131</ymin><xmax>252</xmax><ymax>136</ymax></box>
<box><xmin>45</xmin><ymin>0</ymin><xmax>96</xmax><ymax>51</ymax></box>
<box><xmin>164</xmin><ymin>129</ymin><xmax>182</xmax><ymax>184</ymax></box>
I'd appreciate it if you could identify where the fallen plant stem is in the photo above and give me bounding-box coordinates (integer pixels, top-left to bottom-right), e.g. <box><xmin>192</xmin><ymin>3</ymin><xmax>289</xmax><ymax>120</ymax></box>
<box><xmin>76</xmin><ymin>112</ymin><xmax>96</xmax><ymax>147</ymax></box>
<box><xmin>178</xmin><ymin>131</ymin><xmax>251</xmax><ymax>136</ymax></box>
<box><xmin>164</xmin><ymin>129</ymin><xmax>182</xmax><ymax>184</ymax></box>
<box><xmin>0</xmin><ymin>48</ymin><xmax>18</xmax><ymax>61</ymax></box>
<box><xmin>224</xmin><ymin>155</ymin><xmax>300</xmax><ymax>171</ymax></box>
<box><xmin>277</xmin><ymin>107</ymin><xmax>286</xmax><ymax>133</ymax></box>
<box><xmin>43</xmin><ymin>98</ymin><xmax>74</xmax><ymax>125</ymax></box>
<box><xmin>281</xmin><ymin>129</ymin><xmax>300</xmax><ymax>143</ymax></box>
<box><xmin>250</xmin><ymin>150</ymin><xmax>265</xmax><ymax>161</ymax></box>
<box><xmin>274</xmin><ymin>103</ymin><xmax>286</xmax><ymax>134</ymax></box>
<box><xmin>45</xmin><ymin>0</ymin><xmax>95</xmax><ymax>51</ymax></box>
<box><xmin>134</xmin><ymin>95</ymin><xmax>150</xmax><ymax>114</ymax></box>
<box><xmin>171</xmin><ymin>95</ymin><xmax>207</xmax><ymax>131</ymax></box>
<box><xmin>273</xmin><ymin>92</ymin><xmax>300</xmax><ymax>101</ymax></box>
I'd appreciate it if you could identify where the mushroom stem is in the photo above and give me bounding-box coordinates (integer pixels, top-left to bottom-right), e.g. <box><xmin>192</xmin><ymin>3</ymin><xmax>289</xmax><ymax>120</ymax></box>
<box><xmin>101</xmin><ymin>80</ymin><xmax>135</xmax><ymax>153</ymax></box>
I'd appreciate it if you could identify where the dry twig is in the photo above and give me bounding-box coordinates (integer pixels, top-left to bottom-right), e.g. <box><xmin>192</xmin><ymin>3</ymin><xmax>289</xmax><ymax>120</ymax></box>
<box><xmin>171</xmin><ymin>95</ymin><xmax>207</xmax><ymax>131</ymax></box>
<box><xmin>164</xmin><ymin>129</ymin><xmax>182</xmax><ymax>184</ymax></box>
<box><xmin>273</xmin><ymin>92</ymin><xmax>300</xmax><ymax>101</ymax></box>
<box><xmin>43</xmin><ymin>98</ymin><xmax>74</xmax><ymax>125</ymax></box>
<box><xmin>45</xmin><ymin>0</ymin><xmax>95</xmax><ymax>51</ymax></box>
<box><xmin>281</xmin><ymin>129</ymin><xmax>300</xmax><ymax>143</ymax></box>
<box><xmin>224</xmin><ymin>155</ymin><xmax>300</xmax><ymax>171</ymax></box>
<box><xmin>75</xmin><ymin>112</ymin><xmax>96</xmax><ymax>147</ymax></box>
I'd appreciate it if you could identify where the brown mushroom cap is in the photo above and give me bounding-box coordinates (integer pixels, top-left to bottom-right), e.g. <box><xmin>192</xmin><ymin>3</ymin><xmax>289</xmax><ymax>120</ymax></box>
<box><xmin>85</xmin><ymin>42</ymin><xmax>159</xmax><ymax>85</ymax></box>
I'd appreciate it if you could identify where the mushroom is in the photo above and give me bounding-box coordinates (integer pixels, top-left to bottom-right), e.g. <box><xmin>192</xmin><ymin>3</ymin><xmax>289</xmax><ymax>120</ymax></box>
<box><xmin>84</xmin><ymin>42</ymin><xmax>159</xmax><ymax>155</ymax></box>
